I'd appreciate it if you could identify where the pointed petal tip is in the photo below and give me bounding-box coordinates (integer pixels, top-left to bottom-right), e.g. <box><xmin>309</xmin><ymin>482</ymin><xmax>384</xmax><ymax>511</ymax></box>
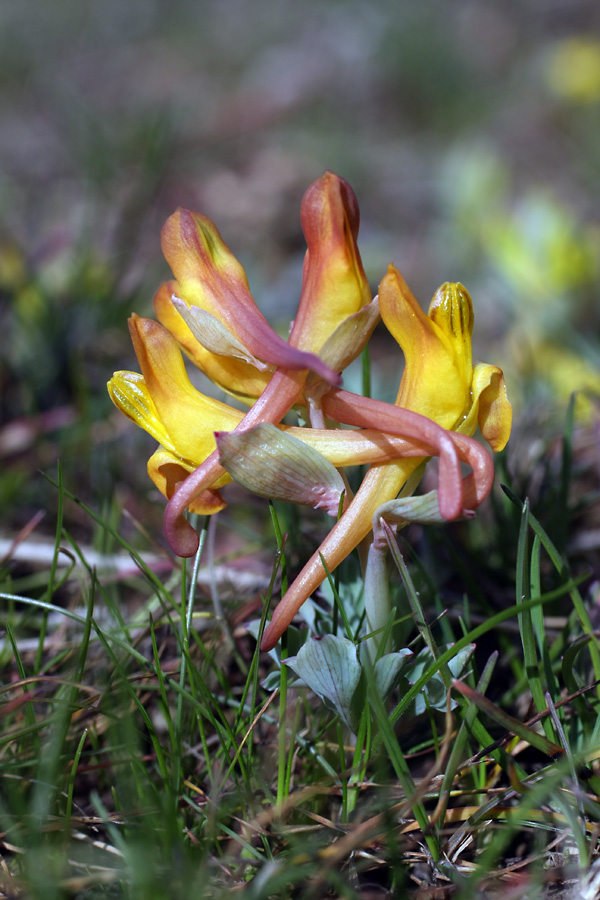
<box><xmin>301</xmin><ymin>171</ymin><xmax>360</xmax><ymax>243</ymax></box>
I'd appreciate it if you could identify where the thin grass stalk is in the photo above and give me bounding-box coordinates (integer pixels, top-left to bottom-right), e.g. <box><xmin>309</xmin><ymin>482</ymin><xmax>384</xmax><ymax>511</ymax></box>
<box><xmin>277</xmin><ymin>627</ymin><xmax>289</xmax><ymax>807</ymax></box>
<box><xmin>367</xmin><ymin>662</ymin><xmax>442</xmax><ymax>863</ymax></box>
<box><xmin>515</xmin><ymin>499</ymin><xmax>557</xmax><ymax>741</ymax></box>
<box><xmin>74</xmin><ymin>572</ymin><xmax>95</xmax><ymax>687</ymax></box>
<box><xmin>347</xmin><ymin>702</ymin><xmax>370</xmax><ymax>817</ymax></box>
<box><xmin>284</xmin><ymin>698</ymin><xmax>301</xmax><ymax>796</ymax></box>
<box><xmin>557</xmin><ymin>393</ymin><xmax>575</xmax><ymax>557</ymax></box>
<box><xmin>530</xmin><ymin>535</ymin><xmax>565</xmax><ymax>726</ymax></box>
<box><xmin>321</xmin><ymin>555</ymin><xmax>354</xmax><ymax>641</ymax></box>
<box><xmin>502</xmin><ymin>485</ymin><xmax>600</xmax><ymax>684</ymax></box>
<box><xmin>361</xmin><ymin>341</ymin><xmax>371</xmax><ymax>400</ymax></box>
<box><xmin>336</xmin><ymin>722</ymin><xmax>349</xmax><ymax>821</ymax></box>
<box><xmin>433</xmin><ymin>651</ymin><xmax>499</xmax><ymax>833</ymax></box>
<box><xmin>35</xmin><ymin>462</ymin><xmax>65</xmax><ymax>675</ymax></box>
<box><xmin>4</xmin><ymin>622</ymin><xmax>39</xmax><ymax>757</ymax></box>
<box><xmin>64</xmin><ymin>728</ymin><xmax>87</xmax><ymax>832</ymax></box>
<box><xmin>175</xmin><ymin>518</ymin><xmax>207</xmax><ymax>789</ymax></box>
<box><xmin>269</xmin><ymin>502</ymin><xmax>291</xmax><ymax>808</ymax></box>
<box><xmin>329</xmin><ymin>491</ymin><xmax>348</xmax><ymax>638</ymax></box>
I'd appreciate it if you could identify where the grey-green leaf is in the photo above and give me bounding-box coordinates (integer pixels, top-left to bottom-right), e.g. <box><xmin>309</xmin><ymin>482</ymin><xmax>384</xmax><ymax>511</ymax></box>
<box><xmin>285</xmin><ymin>634</ymin><xmax>363</xmax><ymax>731</ymax></box>
<box><xmin>374</xmin><ymin>649</ymin><xmax>413</xmax><ymax>702</ymax></box>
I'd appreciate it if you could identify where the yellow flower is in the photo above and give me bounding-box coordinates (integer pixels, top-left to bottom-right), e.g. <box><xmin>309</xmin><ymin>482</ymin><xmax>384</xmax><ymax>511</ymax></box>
<box><xmin>261</xmin><ymin>267</ymin><xmax>511</xmax><ymax>650</ymax></box>
<box><xmin>544</xmin><ymin>37</ymin><xmax>600</xmax><ymax>104</ymax></box>
<box><xmin>109</xmin><ymin>314</ymin><xmax>479</xmax><ymax>517</ymax></box>
<box><xmin>108</xmin><ymin>172</ymin><xmax>508</xmax><ymax>597</ymax></box>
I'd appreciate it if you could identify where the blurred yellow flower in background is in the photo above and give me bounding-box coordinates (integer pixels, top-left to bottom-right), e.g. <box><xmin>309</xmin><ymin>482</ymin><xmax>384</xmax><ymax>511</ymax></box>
<box><xmin>545</xmin><ymin>37</ymin><xmax>600</xmax><ymax>103</ymax></box>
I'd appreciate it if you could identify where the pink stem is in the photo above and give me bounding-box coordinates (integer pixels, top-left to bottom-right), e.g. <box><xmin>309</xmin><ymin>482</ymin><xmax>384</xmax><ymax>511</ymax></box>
<box><xmin>164</xmin><ymin>368</ymin><xmax>307</xmax><ymax>556</ymax></box>
<box><xmin>322</xmin><ymin>389</ymin><xmax>465</xmax><ymax>520</ymax></box>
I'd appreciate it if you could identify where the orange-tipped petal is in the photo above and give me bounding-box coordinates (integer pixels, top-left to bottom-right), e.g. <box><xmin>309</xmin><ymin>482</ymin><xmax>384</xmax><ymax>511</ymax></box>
<box><xmin>161</xmin><ymin>209</ymin><xmax>340</xmax><ymax>384</ymax></box>
<box><xmin>290</xmin><ymin>172</ymin><xmax>372</xmax><ymax>356</ymax></box>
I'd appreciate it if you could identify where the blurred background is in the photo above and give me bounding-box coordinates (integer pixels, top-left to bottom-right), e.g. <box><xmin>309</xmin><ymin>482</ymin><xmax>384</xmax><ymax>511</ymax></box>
<box><xmin>1</xmin><ymin>0</ymin><xmax>600</xmax><ymax>558</ymax></box>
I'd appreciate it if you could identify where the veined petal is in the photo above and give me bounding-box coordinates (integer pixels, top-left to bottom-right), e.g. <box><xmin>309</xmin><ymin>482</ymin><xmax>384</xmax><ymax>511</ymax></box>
<box><xmin>128</xmin><ymin>314</ymin><xmax>243</xmax><ymax>463</ymax></box>
<box><xmin>289</xmin><ymin>172</ymin><xmax>373</xmax><ymax>355</ymax></box>
<box><xmin>216</xmin><ymin>424</ymin><xmax>347</xmax><ymax>516</ymax></box>
<box><xmin>161</xmin><ymin>208</ymin><xmax>340</xmax><ymax>384</ymax></box>
<box><xmin>154</xmin><ymin>280</ymin><xmax>271</xmax><ymax>404</ymax></box>
<box><xmin>108</xmin><ymin>371</ymin><xmax>177</xmax><ymax>455</ymax></box>
<box><xmin>373</xmin><ymin>489</ymin><xmax>449</xmax><ymax>530</ymax></box>
<box><xmin>148</xmin><ymin>448</ymin><xmax>228</xmax><ymax>514</ymax></box>
<box><xmin>428</xmin><ymin>282</ymin><xmax>473</xmax><ymax>390</ymax></box>
<box><xmin>172</xmin><ymin>298</ymin><xmax>273</xmax><ymax>371</ymax></box>
<box><xmin>288</xmin><ymin>425</ymin><xmax>418</xmax><ymax>465</ymax></box>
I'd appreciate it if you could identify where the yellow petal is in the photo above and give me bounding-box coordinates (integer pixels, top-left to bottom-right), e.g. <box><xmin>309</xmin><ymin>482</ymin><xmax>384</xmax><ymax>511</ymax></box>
<box><xmin>128</xmin><ymin>314</ymin><xmax>243</xmax><ymax>463</ymax></box>
<box><xmin>378</xmin><ymin>267</ymin><xmax>470</xmax><ymax>429</ymax></box>
<box><xmin>471</xmin><ymin>364</ymin><xmax>512</xmax><ymax>452</ymax></box>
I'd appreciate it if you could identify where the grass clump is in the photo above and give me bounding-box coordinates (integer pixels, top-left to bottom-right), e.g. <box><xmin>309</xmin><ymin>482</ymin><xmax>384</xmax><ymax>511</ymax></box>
<box><xmin>1</xmin><ymin>406</ymin><xmax>600</xmax><ymax>900</ymax></box>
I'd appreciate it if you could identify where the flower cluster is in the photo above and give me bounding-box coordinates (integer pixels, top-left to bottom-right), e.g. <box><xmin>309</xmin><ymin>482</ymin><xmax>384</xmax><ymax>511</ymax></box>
<box><xmin>108</xmin><ymin>172</ymin><xmax>512</xmax><ymax>651</ymax></box>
